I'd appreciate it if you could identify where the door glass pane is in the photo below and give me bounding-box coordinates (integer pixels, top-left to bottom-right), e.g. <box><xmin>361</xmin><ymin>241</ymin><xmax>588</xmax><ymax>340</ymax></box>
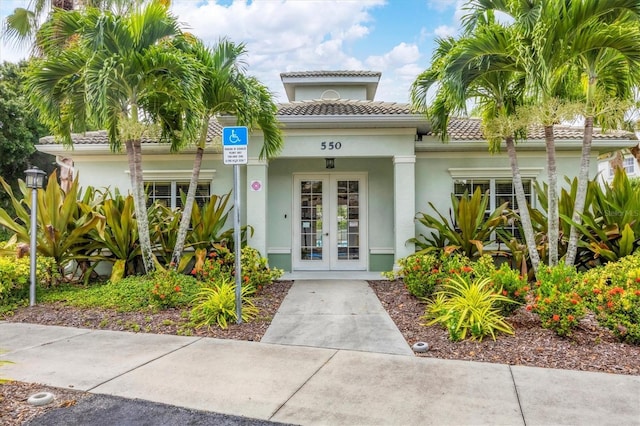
<box><xmin>300</xmin><ymin>180</ymin><xmax>323</xmax><ymax>260</ymax></box>
<box><xmin>336</xmin><ymin>180</ymin><xmax>359</xmax><ymax>260</ymax></box>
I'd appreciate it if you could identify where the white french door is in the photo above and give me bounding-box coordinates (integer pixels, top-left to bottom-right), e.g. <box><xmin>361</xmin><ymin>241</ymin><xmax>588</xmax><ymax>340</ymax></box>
<box><xmin>292</xmin><ymin>173</ymin><xmax>367</xmax><ymax>270</ymax></box>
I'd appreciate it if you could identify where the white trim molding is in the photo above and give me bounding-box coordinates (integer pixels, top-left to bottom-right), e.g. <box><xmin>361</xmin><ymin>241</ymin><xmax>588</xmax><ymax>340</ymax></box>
<box><xmin>369</xmin><ymin>247</ymin><xmax>394</xmax><ymax>255</ymax></box>
<box><xmin>393</xmin><ymin>155</ymin><xmax>416</xmax><ymax>164</ymax></box>
<box><xmin>448</xmin><ymin>167</ymin><xmax>543</xmax><ymax>179</ymax></box>
<box><xmin>124</xmin><ymin>169</ymin><xmax>216</xmax><ymax>181</ymax></box>
<box><xmin>268</xmin><ymin>247</ymin><xmax>292</xmax><ymax>254</ymax></box>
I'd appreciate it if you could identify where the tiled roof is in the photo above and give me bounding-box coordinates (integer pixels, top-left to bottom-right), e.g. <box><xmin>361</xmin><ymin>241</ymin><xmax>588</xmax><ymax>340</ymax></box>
<box><xmin>280</xmin><ymin>70</ymin><xmax>381</xmax><ymax>78</ymax></box>
<box><xmin>39</xmin><ymin>118</ymin><xmax>223</xmax><ymax>145</ymax></box>
<box><xmin>437</xmin><ymin>118</ymin><xmax>636</xmax><ymax>141</ymax></box>
<box><xmin>39</xmin><ymin>110</ymin><xmax>635</xmax><ymax>145</ymax></box>
<box><xmin>278</xmin><ymin>100</ymin><xmax>410</xmax><ymax>116</ymax></box>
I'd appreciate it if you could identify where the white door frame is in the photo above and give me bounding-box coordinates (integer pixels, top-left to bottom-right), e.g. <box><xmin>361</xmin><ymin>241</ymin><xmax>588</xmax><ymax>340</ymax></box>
<box><xmin>292</xmin><ymin>173</ymin><xmax>368</xmax><ymax>271</ymax></box>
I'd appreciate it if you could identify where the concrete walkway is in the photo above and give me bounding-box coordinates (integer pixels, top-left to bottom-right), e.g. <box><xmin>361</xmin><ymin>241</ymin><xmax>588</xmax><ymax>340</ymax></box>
<box><xmin>3</xmin><ymin>278</ymin><xmax>640</xmax><ymax>425</ymax></box>
<box><xmin>261</xmin><ymin>280</ymin><xmax>413</xmax><ymax>356</ymax></box>
<box><xmin>2</xmin><ymin>321</ymin><xmax>639</xmax><ymax>425</ymax></box>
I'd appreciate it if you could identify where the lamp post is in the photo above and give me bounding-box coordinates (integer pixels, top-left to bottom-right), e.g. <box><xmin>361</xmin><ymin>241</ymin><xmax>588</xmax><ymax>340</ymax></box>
<box><xmin>25</xmin><ymin>166</ymin><xmax>46</xmax><ymax>307</ymax></box>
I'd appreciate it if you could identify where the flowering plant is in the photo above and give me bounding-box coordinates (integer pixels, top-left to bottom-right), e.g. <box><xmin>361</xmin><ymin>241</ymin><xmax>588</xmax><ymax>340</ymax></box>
<box><xmin>530</xmin><ymin>264</ymin><xmax>584</xmax><ymax>336</ymax></box>
<box><xmin>488</xmin><ymin>263</ymin><xmax>529</xmax><ymax>315</ymax></box>
<box><xmin>194</xmin><ymin>246</ymin><xmax>282</xmax><ymax>293</ymax></box>
<box><xmin>386</xmin><ymin>252</ymin><xmax>473</xmax><ymax>298</ymax></box>
<box><xmin>531</xmin><ymin>291</ymin><xmax>585</xmax><ymax>337</ymax></box>
<box><xmin>149</xmin><ymin>270</ymin><xmax>191</xmax><ymax>309</ymax></box>
<box><xmin>579</xmin><ymin>255</ymin><xmax>640</xmax><ymax>343</ymax></box>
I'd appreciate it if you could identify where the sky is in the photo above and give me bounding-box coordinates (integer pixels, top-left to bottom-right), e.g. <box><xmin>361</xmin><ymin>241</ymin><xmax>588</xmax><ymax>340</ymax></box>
<box><xmin>0</xmin><ymin>0</ymin><xmax>466</xmax><ymax>103</ymax></box>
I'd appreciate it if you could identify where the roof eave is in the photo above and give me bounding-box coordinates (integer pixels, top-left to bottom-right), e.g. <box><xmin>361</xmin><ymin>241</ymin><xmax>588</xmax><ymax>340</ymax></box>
<box><xmin>277</xmin><ymin>114</ymin><xmax>429</xmax><ymax>132</ymax></box>
<box><xmin>416</xmin><ymin>139</ymin><xmax>638</xmax><ymax>152</ymax></box>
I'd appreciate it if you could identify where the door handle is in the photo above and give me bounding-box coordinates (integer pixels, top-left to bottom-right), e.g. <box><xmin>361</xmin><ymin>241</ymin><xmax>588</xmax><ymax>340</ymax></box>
<box><xmin>324</xmin><ymin>233</ymin><xmax>329</xmax><ymax>236</ymax></box>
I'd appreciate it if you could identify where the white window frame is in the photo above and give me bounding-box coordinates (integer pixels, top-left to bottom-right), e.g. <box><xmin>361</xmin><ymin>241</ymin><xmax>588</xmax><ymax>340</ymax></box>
<box><xmin>448</xmin><ymin>167</ymin><xmax>542</xmax><ymax>243</ymax></box>
<box><xmin>125</xmin><ymin>169</ymin><xmax>216</xmax><ymax>210</ymax></box>
<box><xmin>623</xmin><ymin>157</ymin><xmax>635</xmax><ymax>175</ymax></box>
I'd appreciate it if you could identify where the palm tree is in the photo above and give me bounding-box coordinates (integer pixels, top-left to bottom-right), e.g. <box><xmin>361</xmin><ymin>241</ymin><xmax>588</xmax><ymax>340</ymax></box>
<box><xmin>25</xmin><ymin>0</ymin><xmax>205</xmax><ymax>274</ymax></box>
<box><xmin>466</xmin><ymin>0</ymin><xmax>640</xmax><ymax>267</ymax></box>
<box><xmin>560</xmin><ymin>2</ymin><xmax>640</xmax><ymax>265</ymax></box>
<box><xmin>411</xmin><ymin>20</ymin><xmax>542</xmax><ymax>276</ymax></box>
<box><xmin>169</xmin><ymin>38</ymin><xmax>282</xmax><ymax>267</ymax></box>
<box><xmin>2</xmin><ymin>0</ymin><xmax>139</xmax><ymax>51</ymax></box>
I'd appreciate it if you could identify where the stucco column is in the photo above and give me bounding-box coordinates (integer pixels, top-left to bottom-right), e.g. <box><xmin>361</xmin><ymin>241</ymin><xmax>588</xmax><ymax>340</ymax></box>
<box><xmin>393</xmin><ymin>155</ymin><xmax>416</xmax><ymax>263</ymax></box>
<box><xmin>246</xmin><ymin>158</ymin><xmax>268</xmax><ymax>257</ymax></box>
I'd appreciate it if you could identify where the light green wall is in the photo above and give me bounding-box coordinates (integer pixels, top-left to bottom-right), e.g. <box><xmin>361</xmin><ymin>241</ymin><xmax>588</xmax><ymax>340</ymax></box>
<box><xmin>414</xmin><ymin>151</ymin><xmax>598</xmax><ymax>239</ymax></box>
<box><xmin>295</xmin><ymin>85</ymin><xmax>367</xmax><ymax>101</ymax></box>
<box><xmin>268</xmin><ymin>254</ymin><xmax>291</xmax><ymax>271</ymax></box>
<box><xmin>266</xmin><ymin>156</ymin><xmax>395</xmax><ymax>257</ymax></box>
<box><xmin>369</xmin><ymin>254</ymin><xmax>394</xmax><ymax>272</ymax></box>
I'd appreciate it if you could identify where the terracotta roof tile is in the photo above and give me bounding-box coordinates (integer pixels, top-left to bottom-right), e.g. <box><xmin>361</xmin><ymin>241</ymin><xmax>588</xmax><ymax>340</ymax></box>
<box><xmin>39</xmin><ymin>112</ymin><xmax>634</xmax><ymax>145</ymax></box>
<box><xmin>39</xmin><ymin>118</ymin><xmax>223</xmax><ymax>145</ymax></box>
<box><xmin>433</xmin><ymin>118</ymin><xmax>636</xmax><ymax>141</ymax></box>
<box><xmin>278</xmin><ymin>99</ymin><xmax>410</xmax><ymax>116</ymax></box>
<box><xmin>280</xmin><ymin>70</ymin><xmax>381</xmax><ymax>78</ymax></box>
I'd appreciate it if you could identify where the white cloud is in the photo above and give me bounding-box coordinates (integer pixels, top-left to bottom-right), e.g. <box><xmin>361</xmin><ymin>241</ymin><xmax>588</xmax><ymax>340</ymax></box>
<box><xmin>0</xmin><ymin>0</ymin><xmax>432</xmax><ymax>102</ymax></box>
<box><xmin>365</xmin><ymin>42</ymin><xmax>420</xmax><ymax>69</ymax></box>
<box><xmin>433</xmin><ymin>25</ymin><xmax>456</xmax><ymax>38</ymax></box>
<box><xmin>428</xmin><ymin>0</ymin><xmax>458</xmax><ymax>12</ymax></box>
<box><xmin>170</xmin><ymin>0</ymin><xmax>386</xmax><ymax>101</ymax></box>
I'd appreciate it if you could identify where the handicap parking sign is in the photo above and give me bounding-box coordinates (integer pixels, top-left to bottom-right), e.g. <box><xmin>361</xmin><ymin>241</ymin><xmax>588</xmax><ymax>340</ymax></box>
<box><xmin>222</xmin><ymin>126</ymin><xmax>248</xmax><ymax>165</ymax></box>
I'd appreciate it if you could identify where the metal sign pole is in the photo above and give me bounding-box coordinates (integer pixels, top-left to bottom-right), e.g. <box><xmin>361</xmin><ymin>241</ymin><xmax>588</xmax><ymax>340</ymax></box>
<box><xmin>234</xmin><ymin>163</ymin><xmax>242</xmax><ymax>324</ymax></box>
<box><xmin>222</xmin><ymin>126</ymin><xmax>248</xmax><ymax>325</ymax></box>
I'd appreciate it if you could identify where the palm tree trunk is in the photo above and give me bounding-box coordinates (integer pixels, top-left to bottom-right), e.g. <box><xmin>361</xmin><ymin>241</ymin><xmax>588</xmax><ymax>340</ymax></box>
<box><xmin>171</xmin><ymin>146</ymin><xmax>205</xmax><ymax>268</ymax></box>
<box><xmin>565</xmin><ymin>115</ymin><xmax>593</xmax><ymax>266</ymax></box>
<box><xmin>505</xmin><ymin>136</ymin><xmax>540</xmax><ymax>276</ymax></box>
<box><xmin>125</xmin><ymin>139</ymin><xmax>155</xmax><ymax>274</ymax></box>
<box><xmin>544</xmin><ymin>125</ymin><xmax>559</xmax><ymax>266</ymax></box>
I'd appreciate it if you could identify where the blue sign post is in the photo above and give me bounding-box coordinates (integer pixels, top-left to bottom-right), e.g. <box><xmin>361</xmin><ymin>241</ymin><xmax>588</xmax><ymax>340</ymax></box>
<box><xmin>222</xmin><ymin>126</ymin><xmax>248</xmax><ymax>323</ymax></box>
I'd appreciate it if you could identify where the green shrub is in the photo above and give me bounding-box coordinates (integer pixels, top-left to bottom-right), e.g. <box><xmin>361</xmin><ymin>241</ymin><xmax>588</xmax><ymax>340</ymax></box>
<box><xmin>190</xmin><ymin>278</ymin><xmax>258</xmax><ymax>329</ymax></box>
<box><xmin>488</xmin><ymin>263</ymin><xmax>529</xmax><ymax>315</ymax></box>
<box><xmin>410</xmin><ymin>187</ymin><xmax>511</xmax><ymax>258</ymax></box>
<box><xmin>41</xmin><ymin>272</ymin><xmax>199</xmax><ymax>312</ymax></box>
<box><xmin>149</xmin><ymin>270</ymin><xmax>197</xmax><ymax>309</ymax></box>
<box><xmin>423</xmin><ymin>275</ymin><xmax>514</xmax><ymax>341</ymax></box>
<box><xmin>531</xmin><ymin>264</ymin><xmax>585</xmax><ymax>336</ymax></box>
<box><xmin>532</xmin><ymin>291</ymin><xmax>585</xmax><ymax>337</ymax></box>
<box><xmin>195</xmin><ymin>246</ymin><xmax>282</xmax><ymax>292</ymax></box>
<box><xmin>579</xmin><ymin>255</ymin><xmax>640</xmax><ymax>344</ymax></box>
<box><xmin>386</xmin><ymin>252</ymin><xmax>473</xmax><ymax>299</ymax></box>
<box><xmin>0</xmin><ymin>256</ymin><xmax>60</xmax><ymax>302</ymax></box>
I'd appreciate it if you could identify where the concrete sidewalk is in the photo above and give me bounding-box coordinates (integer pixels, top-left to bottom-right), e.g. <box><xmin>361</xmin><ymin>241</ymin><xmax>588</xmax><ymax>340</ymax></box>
<box><xmin>261</xmin><ymin>280</ymin><xmax>413</xmax><ymax>355</ymax></box>
<box><xmin>2</xmin><ymin>322</ymin><xmax>639</xmax><ymax>425</ymax></box>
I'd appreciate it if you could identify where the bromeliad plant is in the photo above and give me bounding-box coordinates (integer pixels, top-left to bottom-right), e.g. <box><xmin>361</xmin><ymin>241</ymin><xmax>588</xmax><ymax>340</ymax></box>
<box><xmin>183</xmin><ymin>191</ymin><xmax>253</xmax><ymax>273</ymax></box>
<box><xmin>0</xmin><ymin>171</ymin><xmax>104</xmax><ymax>280</ymax></box>
<box><xmin>423</xmin><ymin>274</ymin><xmax>514</xmax><ymax>341</ymax></box>
<box><xmin>90</xmin><ymin>191</ymin><xmax>141</xmax><ymax>282</ymax></box>
<box><xmin>562</xmin><ymin>168</ymin><xmax>640</xmax><ymax>264</ymax></box>
<box><xmin>411</xmin><ymin>187</ymin><xmax>511</xmax><ymax>258</ymax></box>
<box><xmin>190</xmin><ymin>277</ymin><xmax>259</xmax><ymax>329</ymax></box>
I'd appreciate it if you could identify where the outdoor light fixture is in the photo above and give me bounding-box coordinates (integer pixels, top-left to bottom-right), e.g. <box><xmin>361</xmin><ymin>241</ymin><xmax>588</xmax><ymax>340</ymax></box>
<box><xmin>25</xmin><ymin>166</ymin><xmax>46</xmax><ymax>189</ymax></box>
<box><xmin>325</xmin><ymin>158</ymin><xmax>335</xmax><ymax>169</ymax></box>
<box><xmin>25</xmin><ymin>166</ymin><xmax>45</xmax><ymax>307</ymax></box>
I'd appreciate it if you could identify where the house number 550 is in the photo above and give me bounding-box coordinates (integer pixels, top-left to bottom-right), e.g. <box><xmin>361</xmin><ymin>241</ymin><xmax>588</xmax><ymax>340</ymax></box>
<box><xmin>321</xmin><ymin>141</ymin><xmax>342</xmax><ymax>150</ymax></box>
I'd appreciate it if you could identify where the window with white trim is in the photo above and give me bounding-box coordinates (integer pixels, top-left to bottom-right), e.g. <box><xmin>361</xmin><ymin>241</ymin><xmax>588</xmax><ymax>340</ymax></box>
<box><xmin>146</xmin><ymin>181</ymin><xmax>210</xmax><ymax>210</ymax></box>
<box><xmin>453</xmin><ymin>179</ymin><xmax>533</xmax><ymax>239</ymax></box>
<box><xmin>448</xmin><ymin>167</ymin><xmax>542</xmax><ymax>241</ymax></box>
<box><xmin>623</xmin><ymin>157</ymin><xmax>635</xmax><ymax>175</ymax></box>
